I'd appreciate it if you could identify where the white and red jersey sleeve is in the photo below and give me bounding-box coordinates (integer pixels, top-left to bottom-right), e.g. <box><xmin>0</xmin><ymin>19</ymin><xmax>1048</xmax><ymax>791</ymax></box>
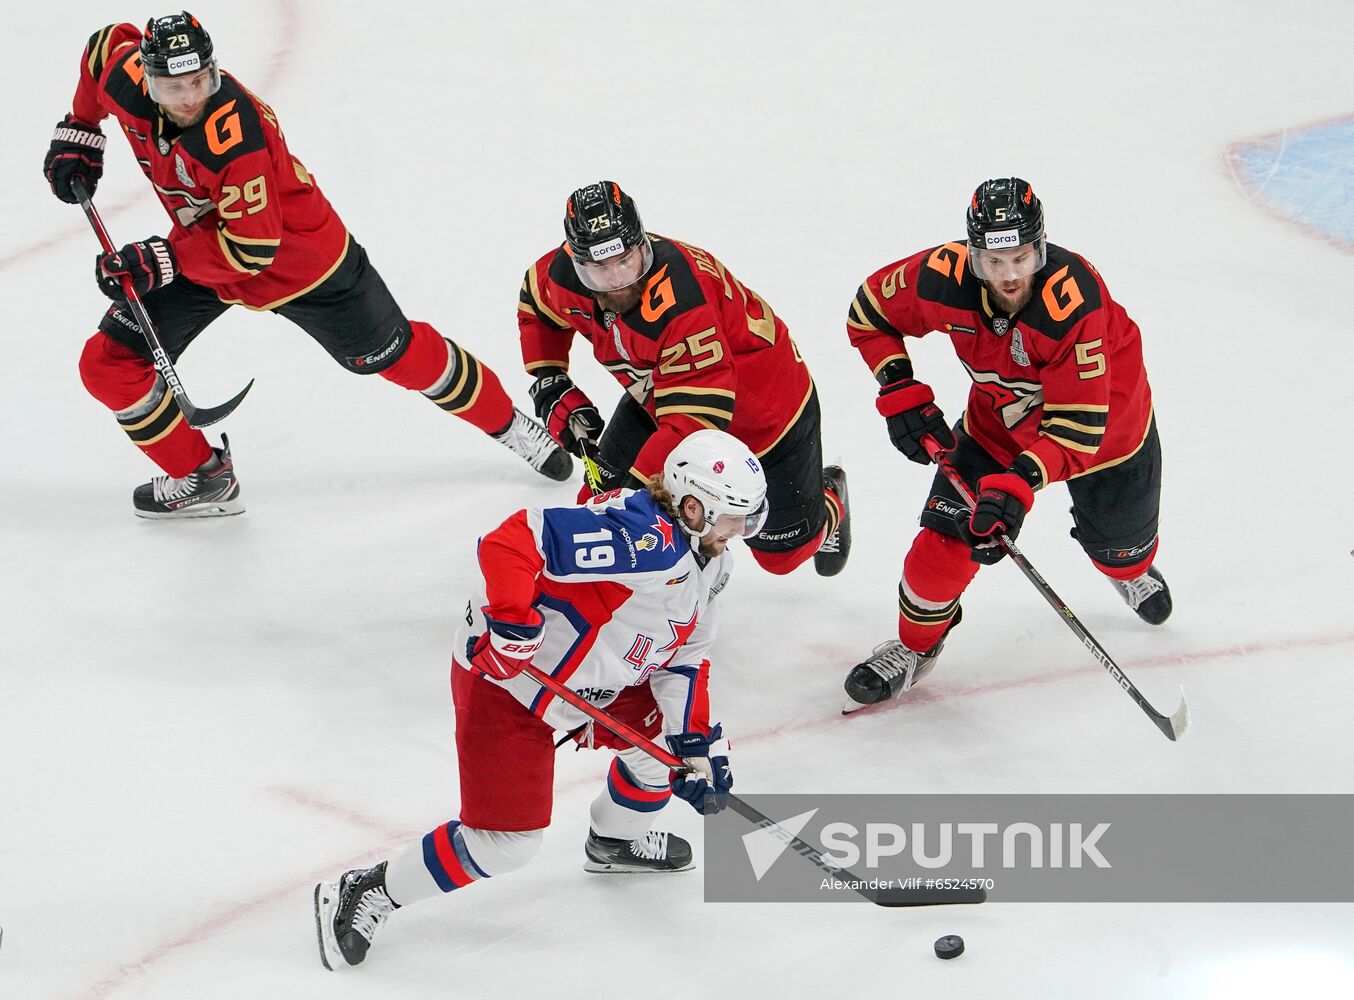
<box><xmin>455</xmin><ymin>489</ymin><xmax>733</xmax><ymax>733</ymax></box>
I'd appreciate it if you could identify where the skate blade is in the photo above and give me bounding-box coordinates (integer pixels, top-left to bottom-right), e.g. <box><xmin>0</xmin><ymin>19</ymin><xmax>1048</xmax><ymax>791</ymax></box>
<box><xmin>583</xmin><ymin>860</ymin><xmax>695</xmax><ymax>874</ymax></box>
<box><xmin>134</xmin><ymin>499</ymin><xmax>246</xmax><ymax>519</ymax></box>
<box><xmin>841</xmin><ymin>698</ymin><xmax>873</xmax><ymax>715</ymax></box>
<box><xmin>313</xmin><ymin>882</ymin><xmax>342</xmax><ymax>972</ymax></box>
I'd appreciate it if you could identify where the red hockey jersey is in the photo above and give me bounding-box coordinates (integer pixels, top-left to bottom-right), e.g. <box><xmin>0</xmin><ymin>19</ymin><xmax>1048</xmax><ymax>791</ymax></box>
<box><xmin>69</xmin><ymin>24</ymin><xmax>349</xmax><ymax>310</ymax></box>
<box><xmin>848</xmin><ymin>242</ymin><xmax>1154</xmax><ymax>487</ymax></box>
<box><xmin>518</xmin><ymin>236</ymin><xmax>814</xmax><ymax>481</ymax></box>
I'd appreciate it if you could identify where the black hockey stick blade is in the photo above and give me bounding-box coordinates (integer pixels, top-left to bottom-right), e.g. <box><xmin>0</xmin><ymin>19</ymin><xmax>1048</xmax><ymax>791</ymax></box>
<box><xmin>182</xmin><ymin>378</ymin><xmax>255</xmax><ymax>428</ymax></box>
<box><xmin>873</xmin><ymin>884</ymin><xmax>988</xmax><ymax>907</ymax></box>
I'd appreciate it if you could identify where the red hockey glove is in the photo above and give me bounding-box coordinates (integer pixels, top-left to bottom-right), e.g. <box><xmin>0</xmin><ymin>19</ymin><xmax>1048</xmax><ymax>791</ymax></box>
<box><xmin>875</xmin><ymin>378</ymin><xmax>956</xmax><ymax>464</ymax></box>
<box><xmin>44</xmin><ymin>116</ymin><xmax>106</xmax><ymax>204</ymax></box>
<box><xmin>96</xmin><ymin>238</ymin><xmax>179</xmax><ymax>300</ymax></box>
<box><xmin>467</xmin><ymin>609</ymin><xmax>546</xmax><ymax>681</ymax></box>
<box><xmin>955</xmin><ymin>473</ymin><xmax>1035</xmax><ymax>565</ymax></box>
<box><xmin>667</xmin><ymin>724</ymin><xmax>733</xmax><ymax>815</ymax></box>
<box><xmin>529</xmin><ymin>368</ymin><xmax>605</xmax><ymax>457</ymax></box>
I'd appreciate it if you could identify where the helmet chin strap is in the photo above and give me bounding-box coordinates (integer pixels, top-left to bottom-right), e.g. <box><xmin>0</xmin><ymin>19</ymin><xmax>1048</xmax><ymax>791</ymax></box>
<box><xmin>673</xmin><ymin>495</ymin><xmax>712</xmax><ymax>539</ymax></box>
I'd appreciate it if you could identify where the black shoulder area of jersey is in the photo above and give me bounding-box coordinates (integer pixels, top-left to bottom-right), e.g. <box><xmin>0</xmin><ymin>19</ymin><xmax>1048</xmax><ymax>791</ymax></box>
<box><xmin>913</xmin><ymin>242</ymin><xmax>983</xmax><ymax>311</ymax></box>
<box><xmin>177</xmin><ymin>74</ymin><xmax>268</xmax><ymax>172</ymax></box>
<box><xmin>103</xmin><ymin>45</ymin><xmax>157</xmax><ymax>121</ymax></box>
<box><xmin>623</xmin><ymin>237</ymin><xmax>709</xmax><ymax>342</ymax></box>
<box><xmin>1018</xmin><ymin>243</ymin><xmax>1105</xmax><ymax>341</ymax></box>
<box><xmin>546</xmin><ymin>244</ymin><xmax>590</xmax><ymax>296</ymax></box>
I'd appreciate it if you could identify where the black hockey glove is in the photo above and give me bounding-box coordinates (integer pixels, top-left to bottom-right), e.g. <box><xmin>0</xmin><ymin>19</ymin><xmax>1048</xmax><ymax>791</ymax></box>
<box><xmin>529</xmin><ymin>368</ymin><xmax>605</xmax><ymax>457</ymax></box>
<box><xmin>95</xmin><ymin>238</ymin><xmax>179</xmax><ymax>301</ymax></box>
<box><xmin>955</xmin><ymin>472</ymin><xmax>1035</xmax><ymax>565</ymax></box>
<box><xmin>875</xmin><ymin>377</ymin><xmax>956</xmax><ymax>464</ymax></box>
<box><xmin>44</xmin><ymin>116</ymin><xmax>106</xmax><ymax>204</ymax></box>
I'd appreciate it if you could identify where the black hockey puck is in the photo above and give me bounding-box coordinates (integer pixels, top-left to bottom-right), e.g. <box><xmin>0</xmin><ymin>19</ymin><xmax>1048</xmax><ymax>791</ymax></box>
<box><xmin>934</xmin><ymin>934</ymin><xmax>964</xmax><ymax>960</ymax></box>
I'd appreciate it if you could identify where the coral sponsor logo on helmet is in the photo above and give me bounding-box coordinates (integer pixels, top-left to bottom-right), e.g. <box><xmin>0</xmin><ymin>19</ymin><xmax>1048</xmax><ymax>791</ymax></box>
<box><xmin>166</xmin><ymin>53</ymin><xmax>202</xmax><ymax>75</ymax></box>
<box><xmin>589</xmin><ymin>237</ymin><xmax>626</xmax><ymax>261</ymax></box>
<box><xmin>984</xmin><ymin>228</ymin><xmax>1021</xmax><ymax>249</ymax></box>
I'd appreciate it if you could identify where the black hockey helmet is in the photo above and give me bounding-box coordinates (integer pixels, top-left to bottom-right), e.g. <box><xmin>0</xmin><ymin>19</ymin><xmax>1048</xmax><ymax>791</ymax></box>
<box><xmin>563</xmin><ymin>181</ymin><xmax>654</xmax><ymax>292</ymax></box>
<box><xmin>141</xmin><ymin>12</ymin><xmax>221</xmax><ymax>103</ymax></box>
<box><xmin>965</xmin><ymin>178</ymin><xmax>1046</xmax><ymax>281</ymax></box>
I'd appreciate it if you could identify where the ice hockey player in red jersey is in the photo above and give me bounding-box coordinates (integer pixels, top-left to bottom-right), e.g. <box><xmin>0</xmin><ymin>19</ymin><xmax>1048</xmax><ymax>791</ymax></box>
<box><xmin>43</xmin><ymin>12</ymin><xmax>571</xmax><ymax>518</ymax></box>
<box><xmin>518</xmin><ymin>180</ymin><xmax>850</xmax><ymax>577</ymax></box>
<box><xmin>313</xmin><ymin>429</ymin><xmax>765</xmax><ymax>969</ymax></box>
<box><xmin>842</xmin><ymin>178</ymin><xmax>1170</xmax><ymax>712</ymax></box>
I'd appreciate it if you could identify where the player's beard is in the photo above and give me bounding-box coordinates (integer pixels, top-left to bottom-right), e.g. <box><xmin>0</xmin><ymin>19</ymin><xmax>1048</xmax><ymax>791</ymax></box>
<box><xmin>698</xmin><ymin>535</ymin><xmax>729</xmax><ymax>559</ymax></box>
<box><xmin>987</xmin><ymin>279</ymin><xmax>1034</xmax><ymax>314</ymax></box>
<box><xmin>595</xmin><ymin>282</ymin><xmax>644</xmax><ymax>316</ymax></box>
<box><xmin>163</xmin><ymin>105</ymin><xmax>207</xmax><ymax>128</ymax></box>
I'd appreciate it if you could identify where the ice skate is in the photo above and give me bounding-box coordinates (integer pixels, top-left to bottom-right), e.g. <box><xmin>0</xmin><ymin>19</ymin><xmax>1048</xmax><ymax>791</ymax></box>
<box><xmin>842</xmin><ymin>608</ymin><xmax>962</xmax><ymax>713</ymax></box>
<box><xmin>1109</xmin><ymin>565</ymin><xmax>1172</xmax><ymax>625</ymax></box>
<box><xmin>583</xmin><ymin>828</ymin><xmax>694</xmax><ymax>873</ymax></box>
<box><xmin>814</xmin><ymin>464</ymin><xmax>852</xmax><ymax>577</ymax></box>
<box><xmin>132</xmin><ymin>434</ymin><xmax>243</xmax><ymax>519</ymax></box>
<box><xmin>493</xmin><ymin>408</ymin><xmax>573</xmax><ymax>481</ymax></box>
<box><xmin>314</xmin><ymin>861</ymin><xmax>398</xmax><ymax>970</ymax></box>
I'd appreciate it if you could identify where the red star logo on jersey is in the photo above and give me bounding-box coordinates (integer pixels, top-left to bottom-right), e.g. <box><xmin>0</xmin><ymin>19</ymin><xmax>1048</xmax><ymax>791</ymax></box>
<box><xmin>650</xmin><ymin>515</ymin><xmax>675</xmax><ymax>551</ymax></box>
<box><xmin>657</xmin><ymin>605</ymin><xmax>700</xmax><ymax>657</ymax></box>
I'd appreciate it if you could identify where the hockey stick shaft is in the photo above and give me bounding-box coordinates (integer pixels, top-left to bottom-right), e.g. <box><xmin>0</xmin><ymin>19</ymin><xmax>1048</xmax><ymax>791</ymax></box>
<box><xmin>570</xmin><ymin>421</ymin><xmax>606</xmax><ymax>496</ymax></box>
<box><xmin>70</xmin><ymin>178</ymin><xmax>253</xmax><ymax>428</ymax></box>
<box><xmin>922</xmin><ymin>436</ymin><xmax>1188</xmax><ymax>741</ymax></box>
<box><xmin>522</xmin><ymin>662</ymin><xmax>983</xmax><ymax>906</ymax></box>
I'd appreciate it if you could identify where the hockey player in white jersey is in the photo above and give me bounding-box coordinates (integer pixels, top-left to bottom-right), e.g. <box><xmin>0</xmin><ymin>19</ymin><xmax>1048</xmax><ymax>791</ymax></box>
<box><xmin>314</xmin><ymin>429</ymin><xmax>766</xmax><ymax>970</ymax></box>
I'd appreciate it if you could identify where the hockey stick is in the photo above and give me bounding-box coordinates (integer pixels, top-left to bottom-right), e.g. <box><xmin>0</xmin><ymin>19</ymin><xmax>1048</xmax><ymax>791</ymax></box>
<box><xmin>922</xmin><ymin>435</ymin><xmax>1189</xmax><ymax>741</ymax></box>
<box><xmin>522</xmin><ymin>662</ymin><xmax>985</xmax><ymax>907</ymax></box>
<box><xmin>71</xmin><ymin>178</ymin><xmax>253</xmax><ymax>428</ymax></box>
<box><xmin>570</xmin><ymin>420</ymin><xmax>606</xmax><ymax>495</ymax></box>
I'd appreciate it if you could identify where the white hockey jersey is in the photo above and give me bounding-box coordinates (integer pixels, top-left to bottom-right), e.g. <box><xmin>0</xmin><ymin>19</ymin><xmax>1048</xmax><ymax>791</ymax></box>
<box><xmin>452</xmin><ymin>488</ymin><xmax>732</xmax><ymax>736</ymax></box>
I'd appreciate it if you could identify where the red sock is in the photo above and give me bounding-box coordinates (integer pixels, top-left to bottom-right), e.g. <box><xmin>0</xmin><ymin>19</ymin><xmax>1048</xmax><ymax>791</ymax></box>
<box><xmin>897</xmin><ymin>528</ymin><xmax>977</xmax><ymax>652</ymax></box>
<box><xmin>79</xmin><ymin>332</ymin><xmax>212</xmax><ymax>477</ymax></box>
<box><xmin>382</xmin><ymin>321</ymin><xmax>514</xmax><ymax>435</ymax></box>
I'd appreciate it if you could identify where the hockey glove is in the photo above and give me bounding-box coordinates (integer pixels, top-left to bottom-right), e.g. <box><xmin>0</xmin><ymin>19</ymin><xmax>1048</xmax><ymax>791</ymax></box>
<box><xmin>466</xmin><ymin>608</ymin><xmax>546</xmax><ymax>681</ymax></box>
<box><xmin>955</xmin><ymin>472</ymin><xmax>1035</xmax><ymax>565</ymax></box>
<box><xmin>96</xmin><ymin>238</ymin><xmax>179</xmax><ymax>301</ymax></box>
<box><xmin>529</xmin><ymin>368</ymin><xmax>605</xmax><ymax>457</ymax></box>
<box><xmin>876</xmin><ymin>378</ymin><xmax>956</xmax><ymax>464</ymax></box>
<box><xmin>44</xmin><ymin>116</ymin><xmax>106</xmax><ymax>204</ymax></box>
<box><xmin>667</xmin><ymin>724</ymin><xmax>733</xmax><ymax>815</ymax></box>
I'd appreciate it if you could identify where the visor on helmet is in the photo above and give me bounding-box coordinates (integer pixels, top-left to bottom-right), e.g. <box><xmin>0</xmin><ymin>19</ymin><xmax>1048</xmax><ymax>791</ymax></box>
<box><xmin>570</xmin><ymin>240</ymin><xmax>653</xmax><ymax>293</ymax></box>
<box><xmin>708</xmin><ymin>495</ymin><xmax>769</xmax><ymax>539</ymax></box>
<box><xmin>145</xmin><ymin>60</ymin><xmax>222</xmax><ymax>105</ymax></box>
<box><xmin>967</xmin><ymin>238</ymin><xmax>1046</xmax><ymax>282</ymax></box>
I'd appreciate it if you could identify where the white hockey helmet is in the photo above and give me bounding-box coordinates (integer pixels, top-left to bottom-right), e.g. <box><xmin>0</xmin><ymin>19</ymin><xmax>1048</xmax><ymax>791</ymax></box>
<box><xmin>663</xmin><ymin>430</ymin><xmax>769</xmax><ymax>539</ymax></box>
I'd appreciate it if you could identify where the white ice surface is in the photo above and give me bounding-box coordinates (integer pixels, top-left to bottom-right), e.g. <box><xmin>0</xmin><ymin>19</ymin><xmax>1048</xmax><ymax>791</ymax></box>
<box><xmin>2</xmin><ymin>2</ymin><xmax>1353</xmax><ymax>998</ymax></box>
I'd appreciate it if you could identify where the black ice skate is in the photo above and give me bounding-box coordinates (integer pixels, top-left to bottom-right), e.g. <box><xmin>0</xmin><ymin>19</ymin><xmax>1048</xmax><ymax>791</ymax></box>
<box><xmin>583</xmin><ymin>828</ymin><xmax>694</xmax><ymax>873</ymax></box>
<box><xmin>1109</xmin><ymin>565</ymin><xmax>1173</xmax><ymax>625</ymax></box>
<box><xmin>314</xmin><ymin>861</ymin><xmax>398</xmax><ymax>970</ymax></box>
<box><xmin>842</xmin><ymin>609</ymin><xmax>962</xmax><ymax>714</ymax></box>
<box><xmin>814</xmin><ymin>465</ymin><xmax>852</xmax><ymax>577</ymax></box>
<box><xmin>132</xmin><ymin>434</ymin><xmax>243</xmax><ymax>519</ymax></box>
<box><xmin>493</xmin><ymin>408</ymin><xmax>573</xmax><ymax>481</ymax></box>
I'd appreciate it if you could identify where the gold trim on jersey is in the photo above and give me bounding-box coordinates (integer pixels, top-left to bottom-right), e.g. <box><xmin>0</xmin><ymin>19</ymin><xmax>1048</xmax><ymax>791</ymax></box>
<box><xmin>217</xmin><ymin>225</ymin><xmax>281</xmax><ymax>274</ymax></box>
<box><xmin>1068</xmin><ymin>406</ymin><xmax>1154</xmax><ymax>479</ymax></box>
<box><xmin>524</xmin><ymin>266</ymin><xmax>569</xmax><ymax>329</ymax></box>
<box><xmin>217</xmin><ymin>231</ymin><xmax>351</xmax><ymax>311</ymax></box>
<box><xmin>753</xmin><ymin>379</ymin><xmax>815</xmax><ymax>457</ymax></box>
<box><xmin>871</xmin><ymin>352</ymin><xmax>911</xmax><ymax>378</ymax></box>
